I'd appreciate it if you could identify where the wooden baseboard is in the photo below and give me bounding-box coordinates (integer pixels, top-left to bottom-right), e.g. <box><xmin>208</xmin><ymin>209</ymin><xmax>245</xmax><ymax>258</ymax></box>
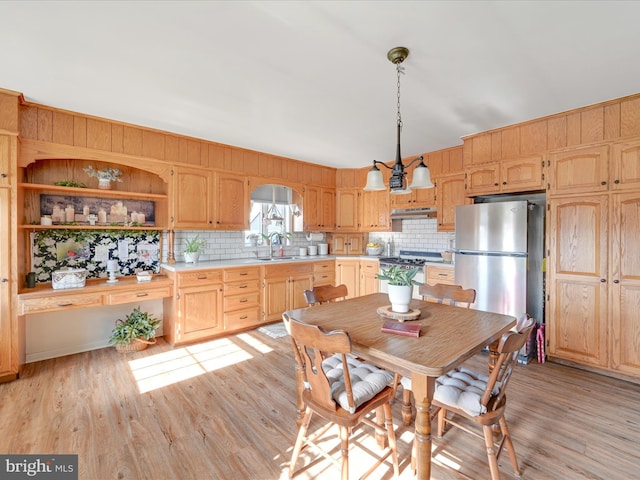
<box><xmin>548</xmin><ymin>356</ymin><xmax>640</xmax><ymax>386</ymax></box>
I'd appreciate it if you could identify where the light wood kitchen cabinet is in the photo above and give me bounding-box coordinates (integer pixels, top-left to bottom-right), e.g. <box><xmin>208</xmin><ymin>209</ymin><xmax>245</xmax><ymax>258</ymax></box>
<box><xmin>163</xmin><ymin>269</ymin><xmax>224</xmax><ymax>345</ymax></box>
<box><xmin>171</xmin><ymin>165</ymin><xmax>214</xmax><ymax>229</ymax></box>
<box><xmin>335</xmin><ymin>188</ymin><xmax>360</xmax><ymax>231</ymax></box>
<box><xmin>547</xmin><ymin>195</ymin><xmax>608</xmax><ymax>368</ymax></box>
<box><xmin>547</xmin><ymin>145</ymin><xmax>609</xmax><ymax>196</ymax></box>
<box><xmin>390</xmin><ymin>166</ymin><xmax>436</xmax><ymax>209</ymax></box>
<box><xmin>612</xmin><ymin>139</ymin><xmax>640</xmax><ymax>191</ymax></box>
<box><xmin>360</xmin><ymin>190</ymin><xmax>390</xmax><ymax>231</ymax></box>
<box><xmin>465</xmin><ymin>155</ymin><xmax>543</xmax><ymax>197</ymax></box>
<box><xmin>262</xmin><ymin>263</ymin><xmax>313</xmax><ymax>321</ymax></box>
<box><xmin>329</xmin><ymin>233</ymin><xmax>365</xmax><ymax>255</ymax></box>
<box><xmin>0</xmin><ymin>186</ymin><xmax>16</xmax><ymax>382</ymax></box>
<box><xmin>214</xmin><ymin>172</ymin><xmax>249</xmax><ymax>230</ymax></box>
<box><xmin>436</xmin><ymin>172</ymin><xmax>467</xmax><ymax>232</ymax></box>
<box><xmin>312</xmin><ymin>260</ymin><xmax>335</xmax><ymax>287</ymax></box>
<box><xmin>426</xmin><ymin>265</ymin><xmax>455</xmax><ymax>286</ymax></box>
<box><xmin>223</xmin><ymin>266</ymin><xmax>261</xmax><ymax>332</ymax></box>
<box><xmin>0</xmin><ymin>136</ymin><xmax>10</xmax><ymax>185</ymax></box>
<box><xmin>336</xmin><ymin>259</ymin><xmax>360</xmax><ymax>299</ymax></box>
<box><xmin>359</xmin><ymin>259</ymin><xmax>379</xmax><ymax>296</ymax></box>
<box><xmin>609</xmin><ymin>192</ymin><xmax>640</xmax><ymax>376</ymax></box>
<box><xmin>303</xmin><ymin>186</ymin><xmax>335</xmax><ymax>231</ymax></box>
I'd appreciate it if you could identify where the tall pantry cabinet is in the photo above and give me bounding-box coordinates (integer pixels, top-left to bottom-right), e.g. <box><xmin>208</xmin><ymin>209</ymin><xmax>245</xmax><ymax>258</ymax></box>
<box><xmin>547</xmin><ymin>141</ymin><xmax>640</xmax><ymax>378</ymax></box>
<box><xmin>0</xmin><ymin>90</ymin><xmax>19</xmax><ymax>382</ymax></box>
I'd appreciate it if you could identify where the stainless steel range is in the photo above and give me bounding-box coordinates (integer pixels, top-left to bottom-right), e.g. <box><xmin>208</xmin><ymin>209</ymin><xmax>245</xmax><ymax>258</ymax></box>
<box><xmin>378</xmin><ymin>250</ymin><xmax>443</xmax><ymax>298</ymax></box>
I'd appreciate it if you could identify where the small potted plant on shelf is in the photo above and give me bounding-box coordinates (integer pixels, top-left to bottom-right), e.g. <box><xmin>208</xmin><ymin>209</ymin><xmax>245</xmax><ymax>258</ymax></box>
<box><xmin>184</xmin><ymin>234</ymin><xmax>206</xmax><ymax>263</ymax></box>
<box><xmin>83</xmin><ymin>165</ymin><xmax>123</xmax><ymax>190</ymax></box>
<box><xmin>108</xmin><ymin>306</ymin><xmax>161</xmax><ymax>353</ymax></box>
<box><xmin>377</xmin><ymin>265</ymin><xmax>422</xmax><ymax>313</ymax></box>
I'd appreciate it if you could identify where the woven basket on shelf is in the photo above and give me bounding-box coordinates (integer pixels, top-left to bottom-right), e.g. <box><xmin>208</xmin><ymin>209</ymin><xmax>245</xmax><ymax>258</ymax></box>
<box><xmin>115</xmin><ymin>337</ymin><xmax>156</xmax><ymax>353</ymax></box>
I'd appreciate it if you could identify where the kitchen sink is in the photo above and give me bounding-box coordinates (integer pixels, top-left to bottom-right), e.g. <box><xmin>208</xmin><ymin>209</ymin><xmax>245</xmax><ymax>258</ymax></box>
<box><xmin>257</xmin><ymin>256</ymin><xmax>295</xmax><ymax>261</ymax></box>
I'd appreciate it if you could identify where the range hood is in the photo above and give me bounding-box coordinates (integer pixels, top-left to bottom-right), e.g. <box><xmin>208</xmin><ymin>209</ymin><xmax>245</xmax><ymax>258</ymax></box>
<box><xmin>390</xmin><ymin>207</ymin><xmax>437</xmax><ymax>219</ymax></box>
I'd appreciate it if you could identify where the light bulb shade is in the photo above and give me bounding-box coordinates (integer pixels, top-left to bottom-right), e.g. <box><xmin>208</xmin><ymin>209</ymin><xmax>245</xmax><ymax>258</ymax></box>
<box><xmin>363</xmin><ymin>167</ymin><xmax>386</xmax><ymax>191</ymax></box>
<box><xmin>390</xmin><ymin>186</ymin><xmax>411</xmax><ymax>195</ymax></box>
<box><xmin>409</xmin><ymin>163</ymin><xmax>434</xmax><ymax>189</ymax></box>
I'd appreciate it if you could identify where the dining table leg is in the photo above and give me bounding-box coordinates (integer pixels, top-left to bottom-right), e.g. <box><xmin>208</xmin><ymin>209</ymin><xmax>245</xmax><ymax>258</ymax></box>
<box><xmin>411</xmin><ymin>373</ymin><xmax>436</xmax><ymax>480</ymax></box>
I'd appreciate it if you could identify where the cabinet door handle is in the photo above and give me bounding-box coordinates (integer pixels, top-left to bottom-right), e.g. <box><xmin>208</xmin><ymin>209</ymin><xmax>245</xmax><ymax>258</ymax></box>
<box><xmin>136</xmin><ymin>293</ymin><xmax>149</xmax><ymax>297</ymax></box>
<box><xmin>239</xmin><ymin>285</ymin><xmax>248</xmax><ymax>288</ymax></box>
<box><xmin>0</xmin><ymin>278</ymin><xmax>7</xmax><ymax>283</ymax></box>
<box><xmin>57</xmin><ymin>302</ymin><xmax>73</xmax><ymax>307</ymax></box>
<box><xmin>601</xmin><ymin>181</ymin><xmax>607</xmax><ymax>185</ymax></box>
<box><xmin>197</xmin><ymin>275</ymin><xmax>207</xmax><ymax>279</ymax></box>
<box><xmin>240</xmin><ymin>315</ymin><xmax>248</xmax><ymax>320</ymax></box>
<box><xmin>240</xmin><ymin>272</ymin><xmax>248</xmax><ymax>276</ymax></box>
<box><xmin>600</xmin><ymin>278</ymin><xmax>606</xmax><ymax>283</ymax></box>
<box><xmin>613</xmin><ymin>279</ymin><xmax>620</xmax><ymax>284</ymax></box>
<box><xmin>240</xmin><ymin>299</ymin><xmax>248</xmax><ymax>303</ymax></box>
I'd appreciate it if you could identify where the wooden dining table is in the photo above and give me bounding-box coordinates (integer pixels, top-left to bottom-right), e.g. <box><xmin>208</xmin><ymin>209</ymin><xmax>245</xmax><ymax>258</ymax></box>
<box><xmin>284</xmin><ymin>292</ymin><xmax>516</xmax><ymax>480</ymax></box>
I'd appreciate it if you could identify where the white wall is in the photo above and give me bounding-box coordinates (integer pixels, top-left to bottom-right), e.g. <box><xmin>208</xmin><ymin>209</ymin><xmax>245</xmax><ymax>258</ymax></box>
<box><xmin>25</xmin><ymin>299</ymin><xmax>163</xmax><ymax>363</ymax></box>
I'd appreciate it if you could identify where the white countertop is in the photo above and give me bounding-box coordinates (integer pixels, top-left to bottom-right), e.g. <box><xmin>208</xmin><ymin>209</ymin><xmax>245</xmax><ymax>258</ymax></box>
<box><xmin>161</xmin><ymin>255</ymin><xmax>453</xmax><ymax>272</ymax></box>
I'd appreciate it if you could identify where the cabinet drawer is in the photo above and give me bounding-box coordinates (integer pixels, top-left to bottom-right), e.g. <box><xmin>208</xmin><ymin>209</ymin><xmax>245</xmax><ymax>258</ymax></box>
<box><xmin>19</xmin><ymin>292</ymin><xmax>103</xmax><ymax>315</ymax></box>
<box><xmin>224</xmin><ymin>292</ymin><xmax>260</xmax><ymax>311</ymax></box>
<box><xmin>264</xmin><ymin>262</ymin><xmax>313</xmax><ymax>278</ymax></box>
<box><xmin>225</xmin><ymin>306</ymin><xmax>261</xmax><ymax>330</ymax></box>
<box><xmin>177</xmin><ymin>270</ymin><xmax>222</xmax><ymax>287</ymax></box>
<box><xmin>426</xmin><ymin>266</ymin><xmax>455</xmax><ymax>285</ymax></box>
<box><xmin>224</xmin><ymin>280</ymin><xmax>260</xmax><ymax>295</ymax></box>
<box><xmin>224</xmin><ymin>267</ymin><xmax>260</xmax><ymax>282</ymax></box>
<box><xmin>314</xmin><ymin>272</ymin><xmax>336</xmax><ymax>286</ymax></box>
<box><xmin>361</xmin><ymin>261</ymin><xmax>379</xmax><ymax>272</ymax></box>
<box><xmin>313</xmin><ymin>261</ymin><xmax>335</xmax><ymax>273</ymax></box>
<box><xmin>105</xmin><ymin>285</ymin><xmax>172</xmax><ymax>305</ymax></box>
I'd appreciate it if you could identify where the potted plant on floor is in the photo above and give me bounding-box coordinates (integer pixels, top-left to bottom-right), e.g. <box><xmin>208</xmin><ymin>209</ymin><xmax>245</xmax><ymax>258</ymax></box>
<box><xmin>377</xmin><ymin>265</ymin><xmax>421</xmax><ymax>313</ymax></box>
<box><xmin>184</xmin><ymin>234</ymin><xmax>206</xmax><ymax>263</ymax></box>
<box><xmin>109</xmin><ymin>306</ymin><xmax>161</xmax><ymax>353</ymax></box>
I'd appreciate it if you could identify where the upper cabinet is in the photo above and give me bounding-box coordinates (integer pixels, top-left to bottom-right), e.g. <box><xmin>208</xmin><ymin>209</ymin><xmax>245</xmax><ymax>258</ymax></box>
<box><xmin>214</xmin><ymin>172</ymin><xmax>249</xmax><ymax>230</ymax></box>
<box><xmin>465</xmin><ymin>155</ymin><xmax>544</xmax><ymax>197</ymax></box>
<box><xmin>547</xmin><ymin>145</ymin><xmax>609</xmax><ymax>196</ymax></box>
<box><xmin>0</xmin><ymin>136</ymin><xmax>11</xmax><ymax>185</ymax></box>
<box><xmin>436</xmin><ymin>172</ymin><xmax>467</xmax><ymax>232</ymax></box>
<box><xmin>612</xmin><ymin>139</ymin><xmax>640</xmax><ymax>191</ymax></box>
<box><xmin>335</xmin><ymin>188</ymin><xmax>360</xmax><ymax>231</ymax></box>
<box><xmin>303</xmin><ymin>185</ymin><xmax>335</xmax><ymax>231</ymax></box>
<box><xmin>170</xmin><ymin>165</ymin><xmax>214</xmax><ymax>229</ymax></box>
<box><xmin>360</xmin><ymin>190</ymin><xmax>390</xmax><ymax>232</ymax></box>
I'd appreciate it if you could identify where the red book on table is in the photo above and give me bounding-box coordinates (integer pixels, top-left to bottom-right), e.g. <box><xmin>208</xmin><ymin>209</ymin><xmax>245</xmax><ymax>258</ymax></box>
<box><xmin>381</xmin><ymin>320</ymin><xmax>420</xmax><ymax>337</ymax></box>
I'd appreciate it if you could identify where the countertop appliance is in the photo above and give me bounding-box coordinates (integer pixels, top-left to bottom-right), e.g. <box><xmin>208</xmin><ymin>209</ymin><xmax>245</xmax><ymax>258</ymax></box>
<box><xmin>379</xmin><ymin>250</ymin><xmax>444</xmax><ymax>299</ymax></box>
<box><xmin>454</xmin><ymin>195</ymin><xmax>545</xmax><ymax>361</ymax></box>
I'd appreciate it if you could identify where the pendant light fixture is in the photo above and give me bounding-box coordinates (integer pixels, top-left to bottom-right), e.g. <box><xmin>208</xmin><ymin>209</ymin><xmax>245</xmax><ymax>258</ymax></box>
<box><xmin>264</xmin><ymin>184</ymin><xmax>284</xmax><ymax>224</ymax></box>
<box><xmin>363</xmin><ymin>47</ymin><xmax>433</xmax><ymax>194</ymax></box>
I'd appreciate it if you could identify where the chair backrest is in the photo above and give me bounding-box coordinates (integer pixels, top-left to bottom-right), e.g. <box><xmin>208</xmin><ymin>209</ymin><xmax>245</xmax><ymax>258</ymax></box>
<box><xmin>419</xmin><ymin>283</ymin><xmax>476</xmax><ymax>308</ymax></box>
<box><xmin>287</xmin><ymin>315</ymin><xmax>353</xmax><ymax>411</ymax></box>
<box><xmin>303</xmin><ymin>284</ymin><xmax>348</xmax><ymax>306</ymax></box>
<box><xmin>481</xmin><ymin>316</ymin><xmax>535</xmax><ymax>412</ymax></box>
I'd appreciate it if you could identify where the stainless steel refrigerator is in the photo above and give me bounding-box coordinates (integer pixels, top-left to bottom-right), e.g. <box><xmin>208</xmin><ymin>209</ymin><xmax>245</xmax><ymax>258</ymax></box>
<box><xmin>454</xmin><ymin>196</ymin><xmax>545</xmax><ymax>327</ymax></box>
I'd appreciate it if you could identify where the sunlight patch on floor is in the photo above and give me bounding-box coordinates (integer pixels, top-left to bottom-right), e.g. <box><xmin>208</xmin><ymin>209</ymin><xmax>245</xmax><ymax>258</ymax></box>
<box><xmin>128</xmin><ymin>337</ymin><xmax>253</xmax><ymax>393</ymax></box>
<box><xmin>236</xmin><ymin>331</ymin><xmax>275</xmax><ymax>353</ymax></box>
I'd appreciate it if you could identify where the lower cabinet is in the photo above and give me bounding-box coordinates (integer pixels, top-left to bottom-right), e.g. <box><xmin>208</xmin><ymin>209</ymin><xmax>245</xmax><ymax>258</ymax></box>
<box><xmin>426</xmin><ymin>265</ymin><xmax>455</xmax><ymax>286</ymax></box>
<box><xmin>312</xmin><ymin>260</ymin><xmax>335</xmax><ymax>287</ymax></box>
<box><xmin>263</xmin><ymin>263</ymin><xmax>313</xmax><ymax>321</ymax></box>
<box><xmin>223</xmin><ymin>266</ymin><xmax>261</xmax><ymax>332</ymax></box>
<box><xmin>360</xmin><ymin>259</ymin><xmax>379</xmax><ymax>296</ymax></box>
<box><xmin>163</xmin><ymin>270</ymin><xmax>224</xmax><ymax>346</ymax></box>
<box><xmin>336</xmin><ymin>259</ymin><xmax>360</xmax><ymax>299</ymax></box>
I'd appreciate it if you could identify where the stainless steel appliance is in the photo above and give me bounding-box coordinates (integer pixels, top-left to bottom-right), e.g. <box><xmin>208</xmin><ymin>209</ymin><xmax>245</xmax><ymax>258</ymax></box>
<box><xmin>454</xmin><ymin>194</ymin><xmax>545</xmax><ymax>329</ymax></box>
<box><xmin>379</xmin><ymin>250</ymin><xmax>442</xmax><ymax>299</ymax></box>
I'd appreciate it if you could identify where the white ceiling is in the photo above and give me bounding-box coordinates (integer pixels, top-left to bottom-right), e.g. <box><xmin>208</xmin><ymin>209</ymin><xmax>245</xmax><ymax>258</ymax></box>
<box><xmin>3</xmin><ymin>1</ymin><xmax>640</xmax><ymax>169</ymax></box>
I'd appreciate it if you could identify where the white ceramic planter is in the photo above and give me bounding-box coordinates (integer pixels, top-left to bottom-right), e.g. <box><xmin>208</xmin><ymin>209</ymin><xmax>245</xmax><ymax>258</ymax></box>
<box><xmin>387</xmin><ymin>284</ymin><xmax>413</xmax><ymax>313</ymax></box>
<box><xmin>184</xmin><ymin>252</ymin><xmax>200</xmax><ymax>263</ymax></box>
<box><xmin>98</xmin><ymin>178</ymin><xmax>112</xmax><ymax>190</ymax></box>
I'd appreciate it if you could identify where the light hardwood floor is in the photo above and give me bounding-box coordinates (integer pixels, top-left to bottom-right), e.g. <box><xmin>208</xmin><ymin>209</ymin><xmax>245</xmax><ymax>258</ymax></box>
<box><xmin>1</xmin><ymin>328</ymin><xmax>639</xmax><ymax>480</ymax></box>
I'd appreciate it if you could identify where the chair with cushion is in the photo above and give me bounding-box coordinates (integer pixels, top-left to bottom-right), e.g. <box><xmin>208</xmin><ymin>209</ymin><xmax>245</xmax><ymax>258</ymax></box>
<box><xmin>398</xmin><ymin>284</ymin><xmax>477</xmax><ymax>425</ymax></box>
<box><xmin>303</xmin><ymin>284</ymin><xmax>348</xmax><ymax>306</ymax></box>
<box><xmin>287</xmin><ymin>315</ymin><xmax>399</xmax><ymax>480</ymax></box>
<box><xmin>429</xmin><ymin>316</ymin><xmax>535</xmax><ymax>480</ymax></box>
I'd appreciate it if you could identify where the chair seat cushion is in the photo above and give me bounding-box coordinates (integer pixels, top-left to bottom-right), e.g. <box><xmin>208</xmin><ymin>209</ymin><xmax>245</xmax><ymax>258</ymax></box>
<box><xmin>433</xmin><ymin>367</ymin><xmax>496</xmax><ymax>416</ymax></box>
<box><xmin>322</xmin><ymin>355</ymin><xmax>394</xmax><ymax>414</ymax></box>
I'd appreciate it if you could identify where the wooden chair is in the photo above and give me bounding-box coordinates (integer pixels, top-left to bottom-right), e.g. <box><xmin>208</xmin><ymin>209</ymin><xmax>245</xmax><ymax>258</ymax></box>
<box><xmin>287</xmin><ymin>315</ymin><xmax>399</xmax><ymax>480</ymax></box>
<box><xmin>303</xmin><ymin>284</ymin><xmax>348</xmax><ymax>306</ymax></box>
<box><xmin>399</xmin><ymin>284</ymin><xmax>477</xmax><ymax>425</ymax></box>
<box><xmin>419</xmin><ymin>283</ymin><xmax>477</xmax><ymax>307</ymax></box>
<box><xmin>428</xmin><ymin>316</ymin><xmax>535</xmax><ymax>479</ymax></box>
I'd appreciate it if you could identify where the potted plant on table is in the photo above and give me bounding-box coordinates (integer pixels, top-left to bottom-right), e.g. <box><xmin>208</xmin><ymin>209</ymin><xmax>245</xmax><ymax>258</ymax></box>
<box><xmin>377</xmin><ymin>265</ymin><xmax>422</xmax><ymax>313</ymax></box>
<box><xmin>109</xmin><ymin>306</ymin><xmax>161</xmax><ymax>353</ymax></box>
<box><xmin>184</xmin><ymin>234</ymin><xmax>206</xmax><ymax>263</ymax></box>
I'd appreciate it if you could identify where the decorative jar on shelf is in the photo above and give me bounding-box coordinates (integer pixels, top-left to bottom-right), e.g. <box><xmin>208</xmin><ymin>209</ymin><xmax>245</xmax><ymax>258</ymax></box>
<box><xmin>98</xmin><ymin>178</ymin><xmax>112</xmax><ymax>190</ymax></box>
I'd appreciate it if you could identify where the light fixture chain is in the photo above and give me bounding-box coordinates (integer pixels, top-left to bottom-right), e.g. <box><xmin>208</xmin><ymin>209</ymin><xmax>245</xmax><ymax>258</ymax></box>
<box><xmin>396</xmin><ymin>62</ymin><xmax>404</xmax><ymax>128</ymax></box>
